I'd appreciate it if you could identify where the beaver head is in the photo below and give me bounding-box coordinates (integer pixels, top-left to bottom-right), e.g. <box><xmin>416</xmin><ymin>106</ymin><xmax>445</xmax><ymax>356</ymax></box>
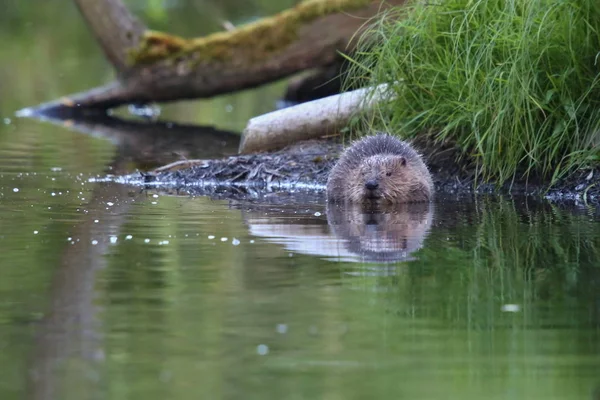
<box><xmin>347</xmin><ymin>154</ymin><xmax>429</xmax><ymax>204</ymax></box>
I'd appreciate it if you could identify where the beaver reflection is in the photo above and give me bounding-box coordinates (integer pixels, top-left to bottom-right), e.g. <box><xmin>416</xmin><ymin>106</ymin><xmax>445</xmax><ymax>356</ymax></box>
<box><xmin>326</xmin><ymin>202</ymin><xmax>434</xmax><ymax>263</ymax></box>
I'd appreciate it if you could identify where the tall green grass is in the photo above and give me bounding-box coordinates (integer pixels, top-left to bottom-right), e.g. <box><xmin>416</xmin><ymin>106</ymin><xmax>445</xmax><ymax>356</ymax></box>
<box><xmin>348</xmin><ymin>0</ymin><xmax>600</xmax><ymax>184</ymax></box>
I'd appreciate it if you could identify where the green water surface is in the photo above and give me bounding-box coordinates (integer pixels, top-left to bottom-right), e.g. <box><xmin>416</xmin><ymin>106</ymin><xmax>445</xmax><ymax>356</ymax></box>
<box><xmin>1</xmin><ymin>1</ymin><xmax>599</xmax><ymax>400</ymax></box>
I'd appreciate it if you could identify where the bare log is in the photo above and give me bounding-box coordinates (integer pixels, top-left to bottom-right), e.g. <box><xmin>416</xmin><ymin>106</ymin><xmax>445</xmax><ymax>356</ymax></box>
<box><xmin>74</xmin><ymin>0</ymin><xmax>145</xmax><ymax>74</ymax></box>
<box><xmin>22</xmin><ymin>0</ymin><xmax>405</xmax><ymax>114</ymax></box>
<box><xmin>239</xmin><ymin>84</ymin><xmax>392</xmax><ymax>154</ymax></box>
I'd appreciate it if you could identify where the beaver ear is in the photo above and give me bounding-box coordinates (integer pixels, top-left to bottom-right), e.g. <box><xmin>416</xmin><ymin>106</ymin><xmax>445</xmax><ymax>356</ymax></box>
<box><xmin>394</xmin><ymin>156</ymin><xmax>407</xmax><ymax>167</ymax></box>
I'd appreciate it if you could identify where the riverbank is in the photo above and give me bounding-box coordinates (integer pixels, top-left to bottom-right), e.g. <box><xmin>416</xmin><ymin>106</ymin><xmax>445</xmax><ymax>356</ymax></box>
<box><xmin>136</xmin><ymin>137</ymin><xmax>600</xmax><ymax>206</ymax></box>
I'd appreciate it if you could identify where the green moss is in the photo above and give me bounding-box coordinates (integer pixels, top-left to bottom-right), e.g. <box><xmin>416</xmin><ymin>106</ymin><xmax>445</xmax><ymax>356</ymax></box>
<box><xmin>349</xmin><ymin>0</ymin><xmax>600</xmax><ymax>185</ymax></box>
<box><xmin>129</xmin><ymin>31</ymin><xmax>188</xmax><ymax>64</ymax></box>
<box><xmin>130</xmin><ymin>0</ymin><xmax>371</xmax><ymax>65</ymax></box>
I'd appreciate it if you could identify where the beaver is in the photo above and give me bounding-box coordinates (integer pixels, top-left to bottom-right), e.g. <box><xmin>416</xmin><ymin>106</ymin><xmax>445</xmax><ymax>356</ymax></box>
<box><xmin>326</xmin><ymin>133</ymin><xmax>433</xmax><ymax>204</ymax></box>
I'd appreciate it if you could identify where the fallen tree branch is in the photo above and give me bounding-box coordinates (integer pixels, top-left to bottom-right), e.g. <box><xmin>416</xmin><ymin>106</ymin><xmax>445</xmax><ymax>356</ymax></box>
<box><xmin>239</xmin><ymin>83</ymin><xmax>393</xmax><ymax>154</ymax></box>
<box><xmin>22</xmin><ymin>0</ymin><xmax>406</xmax><ymax>114</ymax></box>
<box><xmin>73</xmin><ymin>0</ymin><xmax>145</xmax><ymax>74</ymax></box>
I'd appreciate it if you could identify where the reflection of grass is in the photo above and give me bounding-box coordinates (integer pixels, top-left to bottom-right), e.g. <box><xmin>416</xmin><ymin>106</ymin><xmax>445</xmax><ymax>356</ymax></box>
<box><xmin>348</xmin><ymin>0</ymin><xmax>600</xmax><ymax>184</ymax></box>
<box><xmin>386</xmin><ymin>197</ymin><xmax>600</xmax><ymax>328</ymax></box>
<box><xmin>332</xmin><ymin>197</ymin><xmax>600</xmax><ymax>330</ymax></box>
<box><xmin>321</xmin><ymin>198</ymin><xmax>600</xmax><ymax>398</ymax></box>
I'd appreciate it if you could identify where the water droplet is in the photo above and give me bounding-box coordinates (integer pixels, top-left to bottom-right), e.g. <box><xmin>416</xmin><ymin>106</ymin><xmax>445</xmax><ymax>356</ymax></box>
<box><xmin>257</xmin><ymin>344</ymin><xmax>269</xmax><ymax>356</ymax></box>
<box><xmin>128</xmin><ymin>103</ymin><xmax>161</xmax><ymax>118</ymax></box>
<box><xmin>501</xmin><ymin>304</ymin><xmax>520</xmax><ymax>313</ymax></box>
<box><xmin>159</xmin><ymin>370</ymin><xmax>172</xmax><ymax>382</ymax></box>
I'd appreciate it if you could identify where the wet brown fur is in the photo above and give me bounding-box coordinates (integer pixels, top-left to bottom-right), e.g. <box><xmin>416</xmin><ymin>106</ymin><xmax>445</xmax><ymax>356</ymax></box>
<box><xmin>327</xmin><ymin>133</ymin><xmax>433</xmax><ymax>204</ymax></box>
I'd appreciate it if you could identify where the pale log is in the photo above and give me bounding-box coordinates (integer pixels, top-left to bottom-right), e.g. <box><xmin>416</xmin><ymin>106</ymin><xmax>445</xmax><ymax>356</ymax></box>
<box><xmin>239</xmin><ymin>84</ymin><xmax>392</xmax><ymax>154</ymax></box>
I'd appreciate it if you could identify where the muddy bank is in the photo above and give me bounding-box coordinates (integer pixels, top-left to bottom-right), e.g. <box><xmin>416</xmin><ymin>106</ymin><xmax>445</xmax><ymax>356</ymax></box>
<box><xmin>139</xmin><ymin>139</ymin><xmax>340</xmax><ymax>200</ymax></box>
<box><xmin>137</xmin><ymin>137</ymin><xmax>600</xmax><ymax>206</ymax></box>
<box><xmin>27</xmin><ymin>110</ymin><xmax>597</xmax><ymax>205</ymax></box>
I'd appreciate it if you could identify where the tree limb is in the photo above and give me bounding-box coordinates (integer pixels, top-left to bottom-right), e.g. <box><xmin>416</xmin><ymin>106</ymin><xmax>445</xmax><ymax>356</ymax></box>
<box><xmin>74</xmin><ymin>0</ymin><xmax>145</xmax><ymax>74</ymax></box>
<box><xmin>23</xmin><ymin>0</ymin><xmax>405</xmax><ymax>114</ymax></box>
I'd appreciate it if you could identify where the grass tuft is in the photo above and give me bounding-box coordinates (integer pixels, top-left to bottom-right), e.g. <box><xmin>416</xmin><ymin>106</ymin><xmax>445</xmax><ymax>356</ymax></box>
<box><xmin>348</xmin><ymin>0</ymin><xmax>600</xmax><ymax>184</ymax></box>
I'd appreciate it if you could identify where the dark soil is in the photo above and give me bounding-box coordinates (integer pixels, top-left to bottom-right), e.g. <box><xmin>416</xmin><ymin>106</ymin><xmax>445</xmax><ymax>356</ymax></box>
<box><xmin>139</xmin><ymin>137</ymin><xmax>600</xmax><ymax>206</ymax></box>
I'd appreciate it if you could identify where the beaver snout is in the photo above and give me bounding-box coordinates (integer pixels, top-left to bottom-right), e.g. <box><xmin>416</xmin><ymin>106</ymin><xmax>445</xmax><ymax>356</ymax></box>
<box><xmin>365</xmin><ymin>180</ymin><xmax>379</xmax><ymax>190</ymax></box>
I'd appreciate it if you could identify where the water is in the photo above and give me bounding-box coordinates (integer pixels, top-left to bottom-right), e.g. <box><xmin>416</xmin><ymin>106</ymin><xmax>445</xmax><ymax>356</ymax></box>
<box><xmin>2</xmin><ymin>1</ymin><xmax>600</xmax><ymax>400</ymax></box>
<box><xmin>2</xmin><ymin>176</ymin><xmax>600</xmax><ymax>399</ymax></box>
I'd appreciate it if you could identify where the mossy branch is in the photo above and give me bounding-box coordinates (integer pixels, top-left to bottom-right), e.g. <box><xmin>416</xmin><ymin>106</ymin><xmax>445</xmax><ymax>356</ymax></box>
<box><xmin>129</xmin><ymin>0</ymin><xmax>373</xmax><ymax>65</ymax></box>
<box><xmin>22</xmin><ymin>0</ymin><xmax>406</xmax><ymax>114</ymax></box>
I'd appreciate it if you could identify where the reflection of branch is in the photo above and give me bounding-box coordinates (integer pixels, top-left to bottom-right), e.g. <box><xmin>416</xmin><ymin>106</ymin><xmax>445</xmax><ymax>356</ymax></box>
<box><xmin>28</xmin><ymin>183</ymin><xmax>140</xmax><ymax>400</ymax></box>
<box><xmin>27</xmin><ymin>113</ymin><xmax>240</xmax><ymax>173</ymax></box>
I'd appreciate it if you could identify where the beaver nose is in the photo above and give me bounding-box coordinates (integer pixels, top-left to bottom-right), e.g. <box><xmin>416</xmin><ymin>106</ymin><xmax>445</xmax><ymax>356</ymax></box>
<box><xmin>365</xmin><ymin>180</ymin><xmax>378</xmax><ymax>191</ymax></box>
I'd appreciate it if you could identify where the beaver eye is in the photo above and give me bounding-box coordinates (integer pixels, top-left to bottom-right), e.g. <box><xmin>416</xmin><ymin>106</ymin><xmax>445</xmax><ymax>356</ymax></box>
<box><xmin>386</xmin><ymin>171</ymin><xmax>392</xmax><ymax>177</ymax></box>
